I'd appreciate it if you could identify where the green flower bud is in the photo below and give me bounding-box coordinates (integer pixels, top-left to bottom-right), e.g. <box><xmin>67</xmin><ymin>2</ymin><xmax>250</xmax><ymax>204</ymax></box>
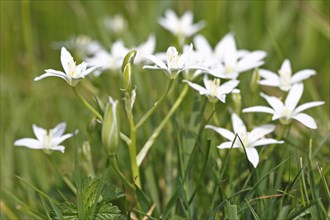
<box><xmin>121</xmin><ymin>50</ymin><xmax>137</xmax><ymax>92</ymax></box>
<box><xmin>102</xmin><ymin>97</ymin><xmax>120</xmax><ymax>156</ymax></box>
<box><xmin>250</xmin><ymin>68</ymin><xmax>260</xmax><ymax>93</ymax></box>
<box><xmin>231</xmin><ymin>91</ymin><xmax>242</xmax><ymax>115</ymax></box>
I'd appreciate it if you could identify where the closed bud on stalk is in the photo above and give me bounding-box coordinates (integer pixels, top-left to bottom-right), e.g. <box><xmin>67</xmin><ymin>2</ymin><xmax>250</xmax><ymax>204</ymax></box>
<box><xmin>250</xmin><ymin>68</ymin><xmax>259</xmax><ymax>93</ymax></box>
<box><xmin>122</xmin><ymin>50</ymin><xmax>137</xmax><ymax>92</ymax></box>
<box><xmin>102</xmin><ymin>97</ymin><xmax>120</xmax><ymax>156</ymax></box>
<box><xmin>231</xmin><ymin>90</ymin><xmax>242</xmax><ymax>115</ymax></box>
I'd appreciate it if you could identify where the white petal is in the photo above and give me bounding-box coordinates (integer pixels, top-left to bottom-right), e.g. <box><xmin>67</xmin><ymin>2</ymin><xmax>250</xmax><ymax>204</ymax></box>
<box><xmin>186</xmin><ymin>21</ymin><xmax>205</xmax><ymax>36</ymax></box>
<box><xmin>259</xmin><ymin>69</ymin><xmax>280</xmax><ymax>81</ymax></box>
<box><xmin>260</xmin><ymin>93</ymin><xmax>284</xmax><ymax>115</ymax></box>
<box><xmin>294</xmin><ymin>101</ymin><xmax>325</xmax><ymax>114</ymax></box>
<box><xmin>217</xmin><ymin>141</ymin><xmax>238</xmax><ymax>149</ymax></box>
<box><xmin>183</xmin><ymin>80</ymin><xmax>207</xmax><ymax>94</ymax></box>
<box><xmin>231</xmin><ymin>113</ymin><xmax>246</xmax><ymax>134</ymax></box>
<box><xmin>51</xmin><ymin>145</ymin><xmax>65</xmax><ymax>153</ymax></box>
<box><xmin>215</xmin><ymin>33</ymin><xmax>235</xmax><ymax>61</ymax></box>
<box><xmin>60</xmin><ymin>47</ymin><xmax>75</xmax><ymax>74</ymax></box>
<box><xmin>245</xmin><ymin>148</ymin><xmax>259</xmax><ymax>168</ymax></box>
<box><xmin>52</xmin><ymin>133</ymin><xmax>73</xmax><ymax>146</ymax></box>
<box><xmin>143</xmin><ymin>54</ymin><xmax>168</xmax><ymax>70</ymax></box>
<box><xmin>285</xmin><ymin>83</ymin><xmax>303</xmax><ymax>112</ymax></box>
<box><xmin>14</xmin><ymin>138</ymin><xmax>43</xmax><ymax>149</ymax></box>
<box><xmin>32</xmin><ymin>125</ymin><xmax>47</xmax><ymax>141</ymax></box>
<box><xmin>249</xmin><ymin>124</ymin><xmax>275</xmax><ymax>142</ymax></box>
<box><xmin>293</xmin><ymin>113</ymin><xmax>318</xmax><ymax>129</ymax></box>
<box><xmin>83</xmin><ymin>65</ymin><xmax>101</xmax><ymax>77</ymax></box>
<box><xmin>50</xmin><ymin>122</ymin><xmax>66</xmax><ymax>137</ymax></box>
<box><xmin>258</xmin><ymin>79</ymin><xmax>281</xmax><ymax>87</ymax></box>
<box><xmin>237</xmin><ymin>51</ymin><xmax>267</xmax><ymax>72</ymax></box>
<box><xmin>252</xmin><ymin>138</ymin><xmax>284</xmax><ymax>147</ymax></box>
<box><xmin>217</xmin><ymin>80</ymin><xmax>239</xmax><ymax>95</ymax></box>
<box><xmin>280</xmin><ymin>59</ymin><xmax>291</xmax><ymax>74</ymax></box>
<box><xmin>205</xmin><ymin>125</ymin><xmax>235</xmax><ymax>141</ymax></box>
<box><xmin>194</xmin><ymin>35</ymin><xmax>212</xmax><ymax>55</ymax></box>
<box><xmin>242</xmin><ymin>106</ymin><xmax>275</xmax><ymax>114</ymax></box>
<box><xmin>178</xmin><ymin>44</ymin><xmax>192</xmax><ymax>67</ymax></box>
<box><xmin>34</xmin><ymin>70</ymin><xmax>69</xmax><ymax>83</ymax></box>
<box><xmin>291</xmin><ymin>69</ymin><xmax>316</xmax><ymax>84</ymax></box>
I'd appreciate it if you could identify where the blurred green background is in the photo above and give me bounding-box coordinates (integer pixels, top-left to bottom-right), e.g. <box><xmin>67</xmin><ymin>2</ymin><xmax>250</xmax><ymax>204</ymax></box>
<box><xmin>1</xmin><ymin>0</ymin><xmax>329</xmax><ymax>218</ymax></box>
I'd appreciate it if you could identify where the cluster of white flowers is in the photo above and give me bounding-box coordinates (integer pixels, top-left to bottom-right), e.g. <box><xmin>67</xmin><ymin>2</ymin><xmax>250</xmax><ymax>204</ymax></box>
<box><xmin>16</xmin><ymin>10</ymin><xmax>324</xmax><ymax>167</ymax></box>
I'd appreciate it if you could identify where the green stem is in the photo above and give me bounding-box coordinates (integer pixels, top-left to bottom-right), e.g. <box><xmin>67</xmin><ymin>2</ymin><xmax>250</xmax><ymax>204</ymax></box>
<box><xmin>109</xmin><ymin>156</ymin><xmax>134</xmax><ymax>190</ymax></box>
<box><xmin>72</xmin><ymin>87</ymin><xmax>103</xmax><ymax>121</ymax></box>
<box><xmin>135</xmin><ymin>79</ymin><xmax>174</xmax><ymax>129</ymax></box>
<box><xmin>212</xmin><ymin>102</ymin><xmax>220</xmax><ymax>125</ymax></box>
<box><xmin>125</xmin><ymin>93</ymin><xmax>141</xmax><ymax>188</ymax></box>
<box><xmin>137</xmin><ymin>84</ymin><xmax>190</xmax><ymax>166</ymax></box>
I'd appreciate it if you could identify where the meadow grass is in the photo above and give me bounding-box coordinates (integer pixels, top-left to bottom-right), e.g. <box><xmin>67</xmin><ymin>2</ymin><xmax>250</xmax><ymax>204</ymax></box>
<box><xmin>1</xmin><ymin>1</ymin><xmax>329</xmax><ymax>219</ymax></box>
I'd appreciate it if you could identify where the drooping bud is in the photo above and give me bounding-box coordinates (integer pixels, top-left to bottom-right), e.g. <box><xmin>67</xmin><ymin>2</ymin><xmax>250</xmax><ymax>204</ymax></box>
<box><xmin>102</xmin><ymin>97</ymin><xmax>120</xmax><ymax>156</ymax></box>
<box><xmin>121</xmin><ymin>50</ymin><xmax>137</xmax><ymax>92</ymax></box>
<box><xmin>250</xmin><ymin>68</ymin><xmax>259</xmax><ymax>93</ymax></box>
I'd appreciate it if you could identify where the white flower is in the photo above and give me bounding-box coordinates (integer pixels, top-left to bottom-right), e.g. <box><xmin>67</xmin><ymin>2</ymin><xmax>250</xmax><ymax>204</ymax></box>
<box><xmin>158</xmin><ymin>9</ymin><xmax>205</xmax><ymax>39</ymax></box>
<box><xmin>85</xmin><ymin>41</ymin><xmax>129</xmax><ymax>76</ymax></box>
<box><xmin>258</xmin><ymin>59</ymin><xmax>316</xmax><ymax>91</ymax></box>
<box><xmin>134</xmin><ymin>35</ymin><xmax>156</xmax><ymax>65</ymax></box>
<box><xmin>243</xmin><ymin>83</ymin><xmax>324</xmax><ymax>129</ymax></box>
<box><xmin>208</xmin><ymin>33</ymin><xmax>266</xmax><ymax>79</ymax></box>
<box><xmin>143</xmin><ymin>44</ymin><xmax>203</xmax><ymax>79</ymax></box>
<box><xmin>34</xmin><ymin>47</ymin><xmax>100</xmax><ymax>86</ymax></box>
<box><xmin>103</xmin><ymin>14</ymin><xmax>127</xmax><ymax>34</ymax></box>
<box><xmin>183</xmin><ymin>75</ymin><xmax>239</xmax><ymax>103</ymax></box>
<box><xmin>206</xmin><ymin>113</ymin><xmax>283</xmax><ymax>168</ymax></box>
<box><xmin>14</xmin><ymin>123</ymin><xmax>74</xmax><ymax>153</ymax></box>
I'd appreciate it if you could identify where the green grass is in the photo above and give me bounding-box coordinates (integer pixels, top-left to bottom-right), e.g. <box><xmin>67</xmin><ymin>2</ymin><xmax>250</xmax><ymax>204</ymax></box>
<box><xmin>1</xmin><ymin>1</ymin><xmax>329</xmax><ymax>219</ymax></box>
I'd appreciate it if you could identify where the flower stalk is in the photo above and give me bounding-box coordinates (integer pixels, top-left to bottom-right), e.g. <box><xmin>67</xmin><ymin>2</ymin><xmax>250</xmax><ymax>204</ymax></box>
<box><xmin>72</xmin><ymin>87</ymin><xmax>103</xmax><ymax>122</ymax></box>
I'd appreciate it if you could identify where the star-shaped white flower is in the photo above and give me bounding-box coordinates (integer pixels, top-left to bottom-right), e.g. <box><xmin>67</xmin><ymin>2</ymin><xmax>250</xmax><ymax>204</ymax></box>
<box><xmin>258</xmin><ymin>59</ymin><xmax>316</xmax><ymax>91</ymax></box>
<box><xmin>208</xmin><ymin>33</ymin><xmax>267</xmax><ymax>79</ymax></box>
<box><xmin>34</xmin><ymin>47</ymin><xmax>100</xmax><ymax>86</ymax></box>
<box><xmin>183</xmin><ymin>75</ymin><xmax>239</xmax><ymax>103</ymax></box>
<box><xmin>243</xmin><ymin>83</ymin><xmax>324</xmax><ymax>129</ymax></box>
<box><xmin>143</xmin><ymin>44</ymin><xmax>204</xmax><ymax>79</ymax></box>
<box><xmin>206</xmin><ymin>113</ymin><xmax>283</xmax><ymax>168</ymax></box>
<box><xmin>158</xmin><ymin>9</ymin><xmax>205</xmax><ymax>38</ymax></box>
<box><xmin>85</xmin><ymin>41</ymin><xmax>129</xmax><ymax>76</ymax></box>
<box><xmin>14</xmin><ymin>123</ymin><xmax>74</xmax><ymax>153</ymax></box>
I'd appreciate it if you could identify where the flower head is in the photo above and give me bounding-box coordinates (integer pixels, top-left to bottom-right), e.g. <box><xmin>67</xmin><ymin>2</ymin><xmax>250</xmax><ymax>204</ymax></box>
<box><xmin>143</xmin><ymin>44</ymin><xmax>204</xmax><ymax>79</ymax></box>
<box><xmin>34</xmin><ymin>47</ymin><xmax>100</xmax><ymax>86</ymax></box>
<box><xmin>183</xmin><ymin>75</ymin><xmax>239</xmax><ymax>103</ymax></box>
<box><xmin>14</xmin><ymin>123</ymin><xmax>74</xmax><ymax>153</ymax></box>
<box><xmin>258</xmin><ymin>59</ymin><xmax>316</xmax><ymax>91</ymax></box>
<box><xmin>207</xmin><ymin>33</ymin><xmax>266</xmax><ymax>79</ymax></box>
<box><xmin>206</xmin><ymin>113</ymin><xmax>283</xmax><ymax>167</ymax></box>
<box><xmin>158</xmin><ymin>9</ymin><xmax>205</xmax><ymax>39</ymax></box>
<box><xmin>243</xmin><ymin>83</ymin><xmax>324</xmax><ymax>129</ymax></box>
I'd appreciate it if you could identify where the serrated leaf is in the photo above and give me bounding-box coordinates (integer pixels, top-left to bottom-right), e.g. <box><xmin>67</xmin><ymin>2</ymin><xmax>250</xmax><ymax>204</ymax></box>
<box><xmin>95</xmin><ymin>201</ymin><xmax>121</xmax><ymax>220</ymax></box>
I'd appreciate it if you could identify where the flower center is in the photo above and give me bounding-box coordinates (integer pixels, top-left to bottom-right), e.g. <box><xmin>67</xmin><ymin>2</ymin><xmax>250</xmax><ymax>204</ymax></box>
<box><xmin>167</xmin><ymin>47</ymin><xmax>179</xmax><ymax>70</ymax></box>
<box><xmin>43</xmin><ymin>131</ymin><xmax>52</xmax><ymax>150</ymax></box>
<box><xmin>279</xmin><ymin>69</ymin><xmax>291</xmax><ymax>88</ymax></box>
<box><xmin>210</xmin><ymin>78</ymin><xmax>220</xmax><ymax>96</ymax></box>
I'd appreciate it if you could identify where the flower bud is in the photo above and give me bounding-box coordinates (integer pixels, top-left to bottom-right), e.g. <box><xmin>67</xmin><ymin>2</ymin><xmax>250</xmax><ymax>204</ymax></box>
<box><xmin>121</xmin><ymin>50</ymin><xmax>137</xmax><ymax>92</ymax></box>
<box><xmin>231</xmin><ymin>89</ymin><xmax>242</xmax><ymax>115</ymax></box>
<box><xmin>250</xmin><ymin>68</ymin><xmax>259</xmax><ymax>93</ymax></box>
<box><xmin>102</xmin><ymin>97</ymin><xmax>120</xmax><ymax>156</ymax></box>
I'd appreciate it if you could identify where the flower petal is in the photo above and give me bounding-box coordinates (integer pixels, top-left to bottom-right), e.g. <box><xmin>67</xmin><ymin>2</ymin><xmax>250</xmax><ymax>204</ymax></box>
<box><xmin>34</xmin><ymin>69</ymin><xmax>69</xmax><ymax>82</ymax></box>
<box><xmin>50</xmin><ymin>122</ymin><xmax>66</xmax><ymax>137</ymax></box>
<box><xmin>237</xmin><ymin>51</ymin><xmax>267</xmax><ymax>72</ymax></box>
<box><xmin>183</xmin><ymin>80</ymin><xmax>207</xmax><ymax>95</ymax></box>
<box><xmin>32</xmin><ymin>124</ymin><xmax>47</xmax><ymax>141</ymax></box>
<box><xmin>260</xmin><ymin>93</ymin><xmax>284</xmax><ymax>115</ymax></box>
<box><xmin>280</xmin><ymin>59</ymin><xmax>291</xmax><ymax>74</ymax></box>
<box><xmin>252</xmin><ymin>138</ymin><xmax>284</xmax><ymax>147</ymax></box>
<box><xmin>52</xmin><ymin>133</ymin><xmax>74</xmax><ymax>146</ymax></box>
<box><xmin>285</xmin><ymin>83</ymin><xmax>303</xmax><ymax>112</ymax></box>
<box><xmin>143</xmin><ymin>54</ymin><xmax>168</xmax><ymax>70</ymax></box>
<box><xmin>291</xmin><ymin>69</ymin><xmax>316</xmax><ymax>84</ymax></box>
<box><xmin>242</xmin><ymin>106</ymin><xmax>275</xmax><ymax>114</ymax></box>
<box><xmin>249</xmin><ymin>124</ymin><xmax>275</xmax><ymax>142</ymax></box>
<box><xmin>217</xmin><ymin>80</ymin><xmax>239</xmax><ymax>95</ymax></box>
<box><xmin>194</xmin><ymin>35</ymin><xmax>212</xmax><ymax>55</ymax></box>
<box><xmin>231</xmin><ymin>113</ymin><xmax>246</xmax><ymax>134</ymax></box>
<box><xmin>217</xmin><ymin>141</ymin><xmax>238</xmax><ymax>149</ymax></box>
<box><xmin>14</xmin><ymin>138</ymin><xmax>43</xmax><ymax>149</ymax></box>
<box><xmin>293</xmin><ymin>113</ymin><xmax>318</xmax><ymax>129</ymax></box>
<box><xmin>245</xmin><ymin>148</ymin><xmax>259</xmax><ymax>168</ymax></box>
<box><xmin>205</xmin><ymin>125</ymin><xmax>235</xmax><ymax>141</ymax></box>
<box><xmin>259</xmin><ymin>69</ymin><xmax>280</xmax><ymax>81</ymax></box>
<box><xmin>294</xmin><ymin>101</ymin><xmax>325</xmax><ymax>114</ymax></box>
<box><xmin>60</xmin><ymin>47</ymin><xmax>74</xmax><ymax>75</ymax></box>
<box><xmin>51</xmin><ymin>145</ymin><xmax>65</xmax><ymax>153</ymax></box>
